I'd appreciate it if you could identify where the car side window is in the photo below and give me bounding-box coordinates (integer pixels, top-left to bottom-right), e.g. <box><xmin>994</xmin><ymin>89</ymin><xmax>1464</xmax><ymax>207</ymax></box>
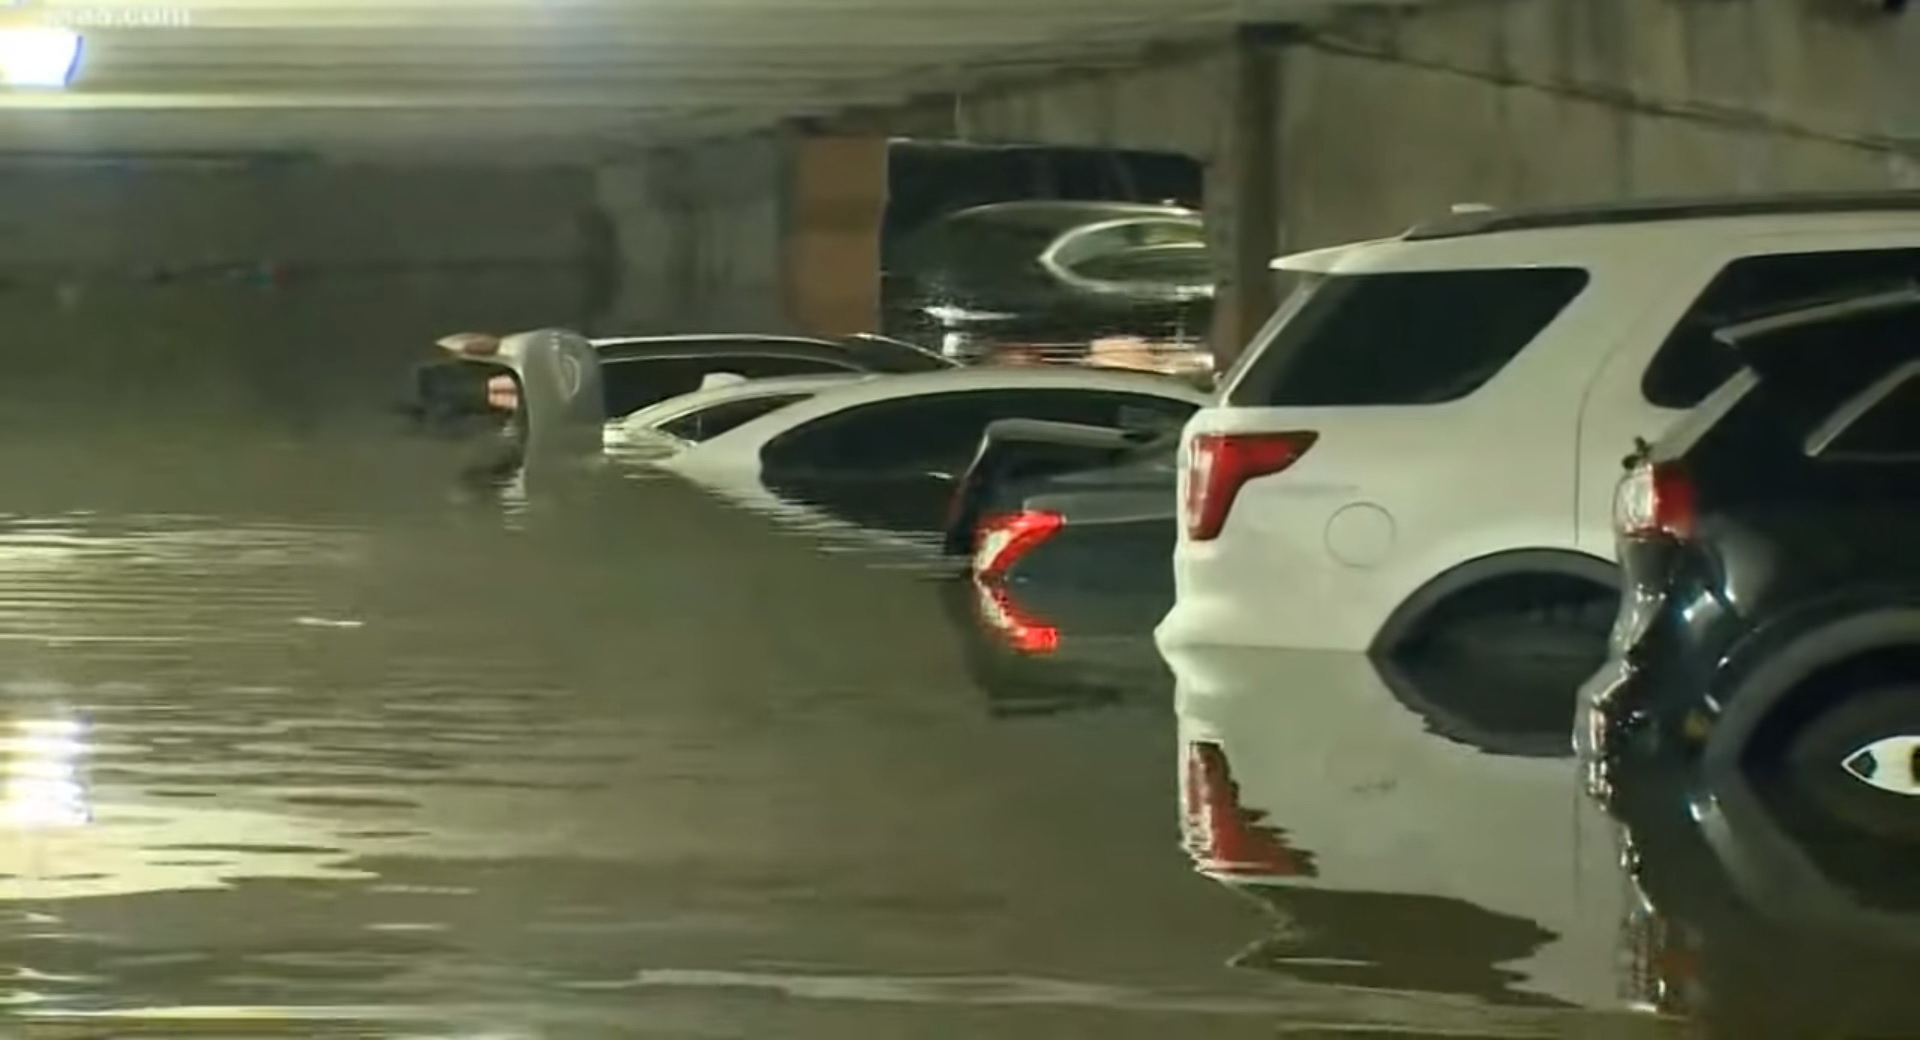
<box><xmin>659</xmin><ymin>393</ymin><xmax>809</xmax><ymax>442</ymax></box>
<box><xmin>599</xmin><ymin>354</ymin><xmax>854</xmax><ymax>417</ymax></box>
<box><xmin>760</xmin><ymin>389</ymin><xmax>1197</xmax><ymax>474</ymax></box>
<box><xmin>1644</xmin><ymin>248</ymin><xmax>1920</xmax><ymax>409</ymax></box>
<box><xmin>599</xmin><ymin>357</ymin><xmax>715</xmax><ymax>417</ymax></box>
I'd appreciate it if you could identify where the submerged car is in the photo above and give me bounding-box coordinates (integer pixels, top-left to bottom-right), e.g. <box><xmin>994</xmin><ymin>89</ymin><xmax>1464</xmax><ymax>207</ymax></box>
<box><xmin>603</xmin><ymin>371</ymin><xmax>871</xmax><ymax>453</ymax></box>
<box><xmin>887</xmin><ymin>199</ymin><xmax>1215</xmax><ymax>368</ymax></box>
<box><xmin>590</xmin><ymin>332</ymin><xmax>953</xmax><ymax>418</ymax></box>
<box><xmin>938</xmin><ymin>424</ymin><xmax>1179</xmax><ymax>690</ymax></box>
<box><xmin>651</xmin><ymin>366</ymin><xmax>1206</xmax><ymax>537</ymax></box>
<box><xmin>1579</xmin><ymin>284</ymin><xmax>1920</xmax><ymax>947</ymax></box>
<box><xmin>407</xmin><ymin>329</ymin><xmax>605</xmax><ymax>478</ymax></box>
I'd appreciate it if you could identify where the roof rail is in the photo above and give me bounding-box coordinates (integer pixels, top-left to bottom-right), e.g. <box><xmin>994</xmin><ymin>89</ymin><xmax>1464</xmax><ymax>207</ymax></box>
<box><xmin>1404</xmin><ymin>191</ymin><xmax>1920</xmax><ymax>241</ymax></box>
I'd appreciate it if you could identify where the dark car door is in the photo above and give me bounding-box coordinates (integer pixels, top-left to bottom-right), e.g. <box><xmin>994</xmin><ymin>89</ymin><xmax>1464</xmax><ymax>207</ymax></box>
<box><xmin>759</xmin><ymin>387</ymin><xmax>1196</xmax><ymax>533</ymax></box>
<box><xmin>597</xmin><ymin>351</ymin><xmax>862</xmax><ymax>418</ymax></box>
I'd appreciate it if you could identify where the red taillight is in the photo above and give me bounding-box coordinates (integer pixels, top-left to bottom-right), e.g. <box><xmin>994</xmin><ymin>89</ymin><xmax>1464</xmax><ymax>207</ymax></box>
<box><xmin>1614</xmin><ymin>460</ymin><xmax>1695</xmax><ymax>539</ymax></box>
<box><xmin>1183</xmin><ymin>432</ymin><xmax>1318</xmax><ymax>541</ymax></box>
<box><xmin>1181</xmin><ymin>742</ymin><xmax>1313</xmax><ymax>879</ymax></box>
<box><xmin>973</xmin><ymin>509</ymin><xmax>1064</xmax><ymax>581</ymax></box>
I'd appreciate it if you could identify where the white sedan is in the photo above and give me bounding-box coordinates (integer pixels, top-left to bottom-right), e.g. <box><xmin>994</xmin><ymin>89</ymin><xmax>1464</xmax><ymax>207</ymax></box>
<box><xmin>651</xmin><ymin>365</ymin><xmax>1210</xmax><ymax>538</ymax></box>
<box><xmin>603</xmin><ymin>371</ymin><xmax>872</xmax><ymax>453</ymax></box>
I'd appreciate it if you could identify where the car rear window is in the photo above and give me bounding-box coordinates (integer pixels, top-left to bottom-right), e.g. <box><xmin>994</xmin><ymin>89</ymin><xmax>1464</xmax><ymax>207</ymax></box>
<box><xmin>659</xmin><ymin>393</ymin><xmax>809</xmax><ymax>442</ymax></box>
<box><xmin>1224</xmin><ymin>268</ymin><xmax>1589</xmax><ymax>407</ymax></box>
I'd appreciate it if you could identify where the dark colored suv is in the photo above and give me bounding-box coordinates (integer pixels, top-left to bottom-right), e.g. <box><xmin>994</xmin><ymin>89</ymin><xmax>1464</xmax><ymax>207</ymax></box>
<box><xmin>1579</xmin><ymin>284</ymin><xmax>1920</xmax><ymax>947</ymax></box>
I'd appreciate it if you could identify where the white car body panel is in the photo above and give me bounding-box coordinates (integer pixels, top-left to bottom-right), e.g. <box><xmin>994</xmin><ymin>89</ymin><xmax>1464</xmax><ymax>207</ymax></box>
<box><xmin>1159</xmin><ymin>212</ymin><xmax>1920</xmax><ymax>654</ymax></box>
<box><xmin>656</xmin><ymin>365</ymin><xmax>1213</xmax><ymax>477</ymax></box>
<box><xmin>603</xmin><ymin>372</ymin><xmax>872</xmax><ymax>446</ymax></box>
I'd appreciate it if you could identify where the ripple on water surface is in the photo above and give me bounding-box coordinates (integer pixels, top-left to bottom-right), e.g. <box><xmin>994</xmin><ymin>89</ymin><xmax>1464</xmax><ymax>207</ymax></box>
<box><xmin>0</xmin><ymin>449</ymin><xmax>1681</xmax><ymax>1038</ymax></box>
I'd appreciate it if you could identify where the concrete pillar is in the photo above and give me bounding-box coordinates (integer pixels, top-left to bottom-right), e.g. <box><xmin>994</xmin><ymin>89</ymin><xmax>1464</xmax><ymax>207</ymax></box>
<box><xmin>594</xmin><ymin>152</ymin><xmax>685</xmax><ymax>332</ymax></box>
<box><xmin>1208</xmin><ymin>29</ymin><xmax>1284</xmax><ymax>368</ymax></box>
<box><xmin>784</xmin><ymin>134</ymin><xmax>888</xmax><ymax>335</ymax></box>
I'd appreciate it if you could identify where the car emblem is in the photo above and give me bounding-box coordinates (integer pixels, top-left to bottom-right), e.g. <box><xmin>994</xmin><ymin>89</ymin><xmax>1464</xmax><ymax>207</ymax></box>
<box><xmin>1841</xmin><ymin>735</ymin><xmax>1920</xmax><ymax>796</ymax></box>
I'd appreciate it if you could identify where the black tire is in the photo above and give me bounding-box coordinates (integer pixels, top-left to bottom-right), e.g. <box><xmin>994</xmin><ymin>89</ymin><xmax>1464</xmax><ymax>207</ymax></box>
<box><xmin>1776</xmin><ymin>684</ymin><xmax>1920</xmax><ymax>844</ymax></box>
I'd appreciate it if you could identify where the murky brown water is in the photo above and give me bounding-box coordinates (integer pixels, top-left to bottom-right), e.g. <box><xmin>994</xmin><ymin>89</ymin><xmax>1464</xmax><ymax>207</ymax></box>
<box><xmin>0</xmin><ymin>433</ymin><xmax>1736</xmax><ymax>1037</ymax></box>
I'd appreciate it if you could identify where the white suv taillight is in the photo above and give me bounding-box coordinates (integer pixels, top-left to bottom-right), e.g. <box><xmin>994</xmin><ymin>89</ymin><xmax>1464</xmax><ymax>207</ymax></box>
<box><xmin>1614</xmin><ymin>460</ymin><xmax>1695</xmax><ymax>539</ymax></box>
<box><xmin>1183</xmin><ymin>432</ymin><xmax>1318</xmax><ymax>541</ymax></box>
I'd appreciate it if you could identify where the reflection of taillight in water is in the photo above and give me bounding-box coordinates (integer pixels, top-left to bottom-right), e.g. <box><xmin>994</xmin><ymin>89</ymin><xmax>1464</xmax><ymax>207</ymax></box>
<box><xmin>973</xmin><ymin>510</ymin><xmax>1063</xmax><ymax>581</ymax></box>
<box><xmin>972</xmin><ymin>579</ymin><xmax>1059</xmax><ymax>655</ymax></box>
<box><xmin>1620</xmin><ymin>890</ymin><xmax>1703</xmax><ymax>1016</ymax></box>
<box><xmin>1182</xmin><ymin>741</ymin><xmax>1314</xmax><ymax>879</ymax></box>
<box><xmin>1184</xmin><ymin>432</ymin><xmax>1318</xmax><ymax>541</ymax></box>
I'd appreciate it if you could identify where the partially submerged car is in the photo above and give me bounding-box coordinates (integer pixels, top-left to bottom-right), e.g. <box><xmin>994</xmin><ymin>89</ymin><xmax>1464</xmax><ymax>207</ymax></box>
<box><xmin>603</xmin><ymin>371</ymin><xmax>872</xmax><ymax>454</ymax></box>
<box><xmin>939</xmin><ymin>425</ymin><xmax>1178</xmax><ymax>684</ymax></box>
<box><xmin>409</xmin><ymin>329</ymin><xmax>605</xmax><ymax>477</ymax></box>
<box><xmin>589</xmin><ymin>331</ymin><xmax>953</xmax><ymax>418</ymax></box>
<box><xmin>1579</xmin><ymin>283</ymin><xmax>1920</xmax><ymax>951</ymax></box>
<box><xmin>651</xmin><ymin>366</ymin><xmax>1207</xmax><ymax>537</ymax></box>
<box><xmin>886</xmin><ymin>199</ymin><xmax>1215</xmax><ymax>368</ymax></box>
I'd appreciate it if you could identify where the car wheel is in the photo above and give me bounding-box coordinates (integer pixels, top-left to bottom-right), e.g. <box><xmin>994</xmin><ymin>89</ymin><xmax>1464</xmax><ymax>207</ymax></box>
<box><xmin>1776</xmin><ymin>683</ymin><xmax>1920</xmax><ymax>843</ymax></box>
<box><xmin>1418</xmin><ymin>594</ymin><xmax>1611</xmax><ymax>663</ymax></box>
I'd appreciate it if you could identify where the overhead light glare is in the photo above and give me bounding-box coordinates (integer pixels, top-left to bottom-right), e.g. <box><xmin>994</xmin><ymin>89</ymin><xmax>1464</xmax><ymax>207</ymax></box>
<box><xmin>0</xmin><ymin>28</ymin><xmax>81</xmax><ymax>88</ymax></box>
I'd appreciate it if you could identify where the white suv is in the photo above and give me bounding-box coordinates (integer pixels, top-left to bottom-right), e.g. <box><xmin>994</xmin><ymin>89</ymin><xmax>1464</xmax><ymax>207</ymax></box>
<box><xmin>1157</xmin><ymin>193</ymin><xmax>1920</xmax><ymax>657</ymax></box>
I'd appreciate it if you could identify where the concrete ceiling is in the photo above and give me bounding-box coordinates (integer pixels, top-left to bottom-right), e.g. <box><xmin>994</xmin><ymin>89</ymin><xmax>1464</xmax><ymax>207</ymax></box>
<box><xmin>0</xmin><ymin>0</ymin><xmax>1389</xmax><ymax>160</ymax></box>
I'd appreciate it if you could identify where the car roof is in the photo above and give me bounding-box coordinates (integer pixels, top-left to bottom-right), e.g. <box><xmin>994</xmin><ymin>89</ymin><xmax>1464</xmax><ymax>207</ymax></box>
<box><xmin>592</xmin><ymin>333</ymin><xmax>846</xmax><ymax>354</ymax></box>
<box><xmin>1274</xmin><ymin>201</ymin><xmax>1920</xmax><ymax>275</ymax></box>
<box><xmin>615</xmin><ymin>373</ymin><xmax>872</xmax><ymax>425</ymax></box>
<box><xmin>1403</xmin><ymin>191</ymin><xmax>1920</xmax><ymax>241</ymax></box>
<box><xmin>680</xmin><ymin>365</ymin><xmax>1210</xmax><ymax>460</ymax></box>
<box><xmin>936</xmin><ymin>199</ymin><xmax>1201</xmax><ymax>229</ymax></box>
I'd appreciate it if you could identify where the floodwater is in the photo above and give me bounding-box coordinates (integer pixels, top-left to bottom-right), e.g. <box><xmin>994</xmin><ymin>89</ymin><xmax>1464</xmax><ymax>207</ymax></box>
<box><xmin>0</xmin><ymin>428</ymin><xmax>1898</xmax><ymax>1038</ymax></box>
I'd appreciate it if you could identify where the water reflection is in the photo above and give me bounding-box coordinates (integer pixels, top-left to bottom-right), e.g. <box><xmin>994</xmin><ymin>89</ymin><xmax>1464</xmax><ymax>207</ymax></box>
<box><xmin>1165</xmin><ymin>646</ymin><xmax>1633</xmax><ymax>1013</ymax></box>
<box><xmin>14</xmin><ymin>428</ymin><xmax>1913</xmax><ymax>1036</ymax></box>
<box><xmin>5</xmin><ymin>716</ymin><xmax>90</xmax><ymax>830</ymax></box>
<box><xmin>1599</xmin><ymin>688</ymin><xmax>1920</xmax><ymax>1037</ymax></box>
<box><xmin>0</xmin><ymin>454</ymin><xmax>1291</xmax><ymax>1037</ymax></box>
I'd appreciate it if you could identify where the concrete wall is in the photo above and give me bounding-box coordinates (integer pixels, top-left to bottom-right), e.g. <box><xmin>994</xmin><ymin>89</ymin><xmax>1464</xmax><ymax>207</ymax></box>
<box><xmin>601</xmin><ymin>0</ymin><xmax>1920</xmax><ymax>354</ymax></box>
<box><xmin>596</xmin><ymin>134</ymin><xmax>788</xmax><ymax>334</ymax></box>
<box><xmin>1278</xmin><ymin>0</ymin><xmax>1920</xmax><ymax>250</ymax></box>
<box><xmin>0</xmin><ymin>161</ymin><xmax>595</xmax><ymax>432</ymax></box>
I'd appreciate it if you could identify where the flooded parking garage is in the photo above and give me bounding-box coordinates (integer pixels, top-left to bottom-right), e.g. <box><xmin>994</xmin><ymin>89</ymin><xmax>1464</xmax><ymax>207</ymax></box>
<box><xmin>0</xmin><ymin>427</ymin><xmax>1657</xmax><ymax>1038</ymax></box>
<box><xmin>4</xmin><ymin>1</ymin><xmax>1920</xmax><ymax>1036</ymax></box>
<box><xmin>0</xmin><ymin>417</ymin><xmax>1887</xmax><ymax>1039</ymax></box>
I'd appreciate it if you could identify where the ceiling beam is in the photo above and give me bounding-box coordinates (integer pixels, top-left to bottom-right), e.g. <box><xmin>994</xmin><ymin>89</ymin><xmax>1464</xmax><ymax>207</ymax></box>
<box><xmin>0</xmin><ymin>89</ymin><xmax>898</xmax><ymax>110</ymax></box>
